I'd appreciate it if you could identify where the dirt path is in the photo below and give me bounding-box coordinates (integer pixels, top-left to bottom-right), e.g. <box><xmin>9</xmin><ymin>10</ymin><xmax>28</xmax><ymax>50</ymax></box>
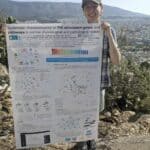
<box><xmin>96</xmin><ymin>135</ymin><xmax>150</xmax><ymax>150</ymax></box>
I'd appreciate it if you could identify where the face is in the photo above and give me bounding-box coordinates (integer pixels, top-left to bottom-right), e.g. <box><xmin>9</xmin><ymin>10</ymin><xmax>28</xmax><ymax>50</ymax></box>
<box><xmin>83</xmin><ymin>2</ymin><xmax>103</xmax><ymax>23</ymax></box>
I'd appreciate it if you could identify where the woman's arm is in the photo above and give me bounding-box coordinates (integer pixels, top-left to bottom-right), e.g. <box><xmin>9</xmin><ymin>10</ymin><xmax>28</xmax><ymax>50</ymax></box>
<box><xmin>101</xmin><ymin>22</ymin><xmax>121</xmax><ymax>65</ymax></box>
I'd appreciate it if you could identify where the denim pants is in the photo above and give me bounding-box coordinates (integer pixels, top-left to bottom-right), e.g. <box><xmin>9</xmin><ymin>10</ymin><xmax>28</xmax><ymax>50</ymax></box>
<box><xmin>99</xmin><ymin>89</ymin><xmax>105</xmax><ymax>112</ymax></box>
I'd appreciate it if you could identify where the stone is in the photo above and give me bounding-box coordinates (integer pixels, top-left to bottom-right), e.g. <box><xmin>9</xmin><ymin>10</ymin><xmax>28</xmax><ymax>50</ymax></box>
<box><xmin>112</xmin><ymin>109</ymin><xmax>120</xmax><ymax>116</ymax></box>
<box><xmin>104</xmin><ymin>111</ymin><xmax>112</xmax><ymax>118</ymax></box>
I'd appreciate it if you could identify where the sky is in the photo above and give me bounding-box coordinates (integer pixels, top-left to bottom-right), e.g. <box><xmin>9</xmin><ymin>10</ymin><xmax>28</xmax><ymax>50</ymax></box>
<box><xmin>12</xmin><ymin>0</ymin><xmax>150</xmax><ymax>15</ymax></box>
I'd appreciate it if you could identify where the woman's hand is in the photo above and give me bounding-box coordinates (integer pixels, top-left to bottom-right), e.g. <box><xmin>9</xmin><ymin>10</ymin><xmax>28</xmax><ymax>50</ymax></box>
<box><xmin>101</xmin><ymin>21</ymin><xmax>112</xmax><ymax>36</ymax></box>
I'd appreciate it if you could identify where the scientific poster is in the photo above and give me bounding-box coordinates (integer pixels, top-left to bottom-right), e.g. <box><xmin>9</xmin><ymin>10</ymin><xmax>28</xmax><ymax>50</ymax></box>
<box><xmin>6</xmin><ymin>23</ymin><xmax>103</xmax><ymax>149</ymax></box>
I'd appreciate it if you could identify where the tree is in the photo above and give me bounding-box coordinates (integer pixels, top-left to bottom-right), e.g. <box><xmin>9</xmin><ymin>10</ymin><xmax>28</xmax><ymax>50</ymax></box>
<box><xmin>0</xmin><ymin>24</ymin><xmax>7</xmax><ymax>67</ymax></box>
<box><xmin>0</xmin><ymin>16</ymin><xmax>16</xmax><ymax>67</ymax></box>
<box><xmin>0</xmin><ymin>15</ymin><xmax>16</xmax><ymax>101</ymax></box>
<box><xmin>140</xmin><ymin>61</ymin><xmax>150</xmax><ymax>70</ymax></box>
<box><xmin>6</xmin><ymin>16</ymin><xmax>16</xmax><ymax>24</ymax></box>
<box><xmin>117</xmin><ymin>27</ymin><xmax>128</xmax><ymax>48</ymax></box>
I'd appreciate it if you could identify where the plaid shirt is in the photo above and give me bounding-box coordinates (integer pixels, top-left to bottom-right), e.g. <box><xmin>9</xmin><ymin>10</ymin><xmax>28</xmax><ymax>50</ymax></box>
<box><xmin>101</xmin><ymin>28</ymin><xmax>117</xmax><ymax>89</ymax></box>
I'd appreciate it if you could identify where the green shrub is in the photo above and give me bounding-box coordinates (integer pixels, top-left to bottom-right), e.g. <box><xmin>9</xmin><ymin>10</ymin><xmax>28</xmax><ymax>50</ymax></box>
<box><xmin>105</xmin><ymin>58</ymin><xmax>150</xmax><ymax>113</ymax></box>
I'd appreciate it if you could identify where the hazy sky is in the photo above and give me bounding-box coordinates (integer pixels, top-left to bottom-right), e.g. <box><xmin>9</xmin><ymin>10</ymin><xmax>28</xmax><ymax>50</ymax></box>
<box><xmin>12</xmin><ymin>0</ymin><xmax>150</xmax><ymax>15</ymax></box>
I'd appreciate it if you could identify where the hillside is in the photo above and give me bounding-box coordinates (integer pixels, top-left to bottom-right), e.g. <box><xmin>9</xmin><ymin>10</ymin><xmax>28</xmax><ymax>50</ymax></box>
<box><xmin>0</xmin><ymin>0</ymin><xmax>148</xmax><ymax>22</ymax></box>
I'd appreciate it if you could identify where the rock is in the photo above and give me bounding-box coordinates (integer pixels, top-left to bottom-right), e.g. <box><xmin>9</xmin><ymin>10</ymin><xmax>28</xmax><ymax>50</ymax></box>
<box><xmin>137</xmin><ymin>115</ymin><xmax>150</xmax><ymax>125</ymax></box>
<box><xmin>122</xmin><ymin>111</ymin><xmax>136</xmax><ymax>118</ymax></box>
<box><xmin>0</xmin><ymin>64</ymin><xmax>8</xmax><ymax>76</ymax></box>
<box><xmin>0</xmin><ymin>104</ymin><xmax>2</xmax><ymax>110</ymax></box>
<box><xmin>121</xmin><ymin>111</ymin><xmax>136</xmax><ymax>122</ymax></box>
<box><xmin>104</xmin><ymin>112</ymin><xmax>112</xmax><ymax>118</ymax></box>
<box><xmin>97</xmin><ymin>144</ymin><xmax>112</xmax><ymax>150</ymax></box>
<box><xmin>136</xmin><ymin>114</ymin><xmax>150</xmax><ymax>135</ymax></box>
<box><xmin>112</xmin><ymin>109</ymin><xmax>120</xmax><ymax>116</ymax></box>
<box><xmin>0</xmin><ymin>111</ymin><xmax>7</xmax><ymax>120</ymax></box>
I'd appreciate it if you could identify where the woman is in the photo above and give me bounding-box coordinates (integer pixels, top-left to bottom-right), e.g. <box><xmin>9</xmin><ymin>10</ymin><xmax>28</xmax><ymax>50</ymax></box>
<box><xmin>73</xmin><ymin>0</ymin><xmax>121</xmax><ymax>149</ymax></box>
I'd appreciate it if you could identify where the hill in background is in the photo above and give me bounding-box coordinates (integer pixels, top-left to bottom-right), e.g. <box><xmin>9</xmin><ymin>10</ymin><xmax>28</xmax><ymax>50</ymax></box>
<box><xmin>0</xmin><ymin>0</ymin><xmax>149</xmax><ymax>22</ymax></box>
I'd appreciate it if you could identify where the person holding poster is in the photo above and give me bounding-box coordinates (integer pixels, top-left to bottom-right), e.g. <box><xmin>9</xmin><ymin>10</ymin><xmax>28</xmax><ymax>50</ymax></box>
<box><xmin>72</xmin><ymin>0</ymin><xmax>121</xmax><ymax>149</ymax></box>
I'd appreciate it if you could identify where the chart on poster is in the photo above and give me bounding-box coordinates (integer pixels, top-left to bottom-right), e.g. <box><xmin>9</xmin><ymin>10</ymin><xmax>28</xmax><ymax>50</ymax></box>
<box><xmin>6</xmin><ymin>23</ymin><xmax>103</xmax><ymax>149</ymax></box>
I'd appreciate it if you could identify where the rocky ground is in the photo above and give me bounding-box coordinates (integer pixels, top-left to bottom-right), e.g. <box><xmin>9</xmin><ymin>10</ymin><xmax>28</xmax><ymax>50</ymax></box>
<box><xmin>0</xmin><ymin>89</ymin><xmax>150</xmax><ymax>150</ymax></box>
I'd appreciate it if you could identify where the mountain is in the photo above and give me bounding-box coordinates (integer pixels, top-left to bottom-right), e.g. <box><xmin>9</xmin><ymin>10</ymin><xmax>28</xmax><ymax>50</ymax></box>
<box><xmin>0</xmin><ymin>0</ymin><xmax>149</xmax><ymax>22</ymax></box>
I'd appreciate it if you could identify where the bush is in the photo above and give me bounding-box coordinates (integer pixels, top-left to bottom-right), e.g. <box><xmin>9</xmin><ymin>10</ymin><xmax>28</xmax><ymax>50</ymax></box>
<box><xmin>105</xmin><ymin>58</ymin><xmax>150</xmax><ymax>113</ymax></box>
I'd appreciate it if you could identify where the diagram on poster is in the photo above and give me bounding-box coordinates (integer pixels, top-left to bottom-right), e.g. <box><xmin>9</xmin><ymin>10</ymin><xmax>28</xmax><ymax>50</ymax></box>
<box><xmin>14</xmin><ymin>72</ymin><xmax>52</xmax><ymax>96</ymax></box>
<box><xmin>59</xmin><ymin>72</ymin><xmax>93</xmax><ymax>97</ymax></box>
<box><xmin>12</xmin><ymin>48</ymin><xmax>40</xmax><ymax>66</ymax></box>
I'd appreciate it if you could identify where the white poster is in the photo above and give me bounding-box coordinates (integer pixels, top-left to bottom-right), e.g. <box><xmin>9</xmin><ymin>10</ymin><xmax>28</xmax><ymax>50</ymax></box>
<box><xmin>6</xmin><ymin>23</ymin><xmax>103</xmax><ymax>149</ymax></box>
